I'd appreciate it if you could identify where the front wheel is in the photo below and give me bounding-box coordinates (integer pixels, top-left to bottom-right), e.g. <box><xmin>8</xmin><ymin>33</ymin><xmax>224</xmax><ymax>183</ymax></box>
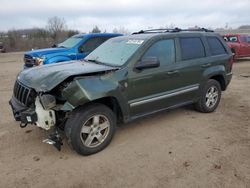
<box><xmin>194</xmin><ymin>79</ymin><xmax>221</xmax><ymax>113</ymax></box>
<box><xmin>65</xmin><ymin>104</ymin><xmax>116</xmax><ymax>155</ymax></box>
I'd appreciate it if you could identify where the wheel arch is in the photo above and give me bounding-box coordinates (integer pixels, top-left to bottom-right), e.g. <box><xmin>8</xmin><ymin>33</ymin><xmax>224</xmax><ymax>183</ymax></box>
<box><xmin>72</xmin><ymin>96</ymin><xmax>125</xmax><ymax>124</ymax></box>
<box><xmin>90</xmin><ymin>97</ymin><xmax>124</xmax><ymax>124</ymax></box>
<box><xmin>209</xmin><ymin>74</ymin><xmax>226</xmax><ymax>91</ymax></box>
<box><xmin>202</xmin><ymin>65</ymin><xmax>227</xmax><ymax>91</ymax></box>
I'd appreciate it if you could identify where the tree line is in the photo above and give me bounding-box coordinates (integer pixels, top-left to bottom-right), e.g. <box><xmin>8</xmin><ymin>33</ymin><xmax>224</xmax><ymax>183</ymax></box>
<box><xmin>0</xmin><ymin>16</ymin><xmax>129</xmax><ymax>52</ymax></box>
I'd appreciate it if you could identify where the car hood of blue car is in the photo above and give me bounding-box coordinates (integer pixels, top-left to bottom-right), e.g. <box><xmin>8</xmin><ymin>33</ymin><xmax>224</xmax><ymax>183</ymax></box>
<box><xmin>25</xmin><ymin>47</ymin><xmax>69</xmax><ymax>57</ymax></box>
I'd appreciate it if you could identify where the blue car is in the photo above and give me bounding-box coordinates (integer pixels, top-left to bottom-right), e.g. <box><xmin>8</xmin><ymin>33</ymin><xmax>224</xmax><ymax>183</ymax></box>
<box><xmin>23</xmin><ymin>33</ymin><xmax>122</xmax><ymax>68</ymax></box>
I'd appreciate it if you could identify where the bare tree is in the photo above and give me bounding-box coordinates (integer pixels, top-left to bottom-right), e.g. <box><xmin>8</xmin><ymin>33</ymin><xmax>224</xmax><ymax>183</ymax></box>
<box><xmin>7</xmin><ymin>30</ymin><xmax>19</xmax><ymax>50</ymax></box>
<box><xmin>67</xmin><ymin>30</ymin><xmax>80</xmax><ymax>37</ymax></box>
<box><xmin>46</xmin><ymin>16</ymin><xmax>67</xmax><ymax>42</ymax></box>
<box><xmin>91</xmin><ymin>26</ymin><xmax>101</xmax><ymax>33</ymax></box>
<box><xmin>112</xmin><ymin>27</ymin><xmax>130</xmax><ymax>35</ymax></box>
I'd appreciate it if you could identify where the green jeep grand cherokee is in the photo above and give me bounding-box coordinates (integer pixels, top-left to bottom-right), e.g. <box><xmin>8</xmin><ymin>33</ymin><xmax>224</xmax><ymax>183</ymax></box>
<box><xmin>9</xmin><ymin>28</ymin><xmax>233</xmax><ymax>155</ymax></box>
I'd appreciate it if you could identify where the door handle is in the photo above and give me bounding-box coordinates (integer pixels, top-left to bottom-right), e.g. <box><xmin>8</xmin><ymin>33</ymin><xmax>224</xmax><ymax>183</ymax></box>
<box><xmin>167</xmin><ymin>70</ymin><xmax>179</xmax><ymax>75</ymax></box>
<box><xmin>201</xmin><ymin>63</ymin><xmax>211</xmax><ymax>68</ymax></box>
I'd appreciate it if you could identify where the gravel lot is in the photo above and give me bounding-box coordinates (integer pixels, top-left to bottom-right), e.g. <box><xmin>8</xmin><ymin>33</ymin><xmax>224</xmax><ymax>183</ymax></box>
<box><xmin>0</xmin><ymin>52</ymin><xmax>249</xmax><ymax>188</ymax></box>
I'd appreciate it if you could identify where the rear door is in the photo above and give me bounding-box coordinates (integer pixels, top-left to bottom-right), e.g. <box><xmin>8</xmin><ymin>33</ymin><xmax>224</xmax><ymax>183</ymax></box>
<box><xmin>170</xmin><ymin>36</ymin><xmax>208</xmax><ymax>102</ymax></box>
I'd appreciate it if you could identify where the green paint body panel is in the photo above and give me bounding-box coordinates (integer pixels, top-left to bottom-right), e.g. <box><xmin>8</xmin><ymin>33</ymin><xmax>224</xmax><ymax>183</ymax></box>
<box><xmin>62</xmin><ymin>68</ymin><xmax>130</xmax><ymax>119</ymax></box>
<box><xmin>17</xmin><ymin>60</ymin><xmax>117</xmax><ymax>92</ymax></box>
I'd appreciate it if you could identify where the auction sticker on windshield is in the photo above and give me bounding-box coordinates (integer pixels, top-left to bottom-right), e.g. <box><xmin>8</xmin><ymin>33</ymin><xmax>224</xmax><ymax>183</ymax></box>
<box><xmin>126</xmin><ymin>40</ymin><xmax>144</xmax><ymax>44</ymax></box>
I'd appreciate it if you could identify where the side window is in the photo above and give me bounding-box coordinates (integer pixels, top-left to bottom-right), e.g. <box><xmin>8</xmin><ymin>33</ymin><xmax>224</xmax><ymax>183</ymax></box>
<box><xmin>240</xmin><ymin>36</ymin><xmax>247</xmax><ymax>43</ymax></box>
<box><xmin>180</xmin><ymin>37</ymin><xmax>205</xmax><ymax>60</ymax></box>
<box><xmin>207</xmin><ymin>37</ymin><xmax>227</xmax><ymax>56</ymax></box>
<box><xmin>142</xmin><ymin>39</ymin><xmax>175</xmax><ymax>66</ymax></box>
<box><xmin>79</xmin><ymin>37</ymin><xmax>109</xmax><ymax>53</ymax></box>
<box><xmin>247</xmin><ymin>36</ymin><xmax>250</xmax><ymax>43</ymax></box>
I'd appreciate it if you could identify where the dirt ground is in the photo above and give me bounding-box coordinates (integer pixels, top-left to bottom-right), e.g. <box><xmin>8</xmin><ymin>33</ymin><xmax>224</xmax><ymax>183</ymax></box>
<box><xmin>0</xmin><ymin>52</ymin><xmax>249</xmax><ymax>188</ymax></box>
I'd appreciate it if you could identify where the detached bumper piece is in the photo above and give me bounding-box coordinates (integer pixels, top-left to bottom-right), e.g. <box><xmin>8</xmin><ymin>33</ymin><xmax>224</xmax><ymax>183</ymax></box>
<box><xmin>9</xmin><ymin>97</ymin><xmax>37</xmax><ymax>128</ymax></box>
<box><xmin>43</xmin><ymin>129</ymin><xmax>63</xmax><ymax>151</ymax></box>
<box><xmin>20</xmin><ymin>109</ymin><xmax>37</xmax><ymax>127</ymax></box>
<box><xmin>9</xmin><ymin>92</ymin><xmax>63</xmax><ymax>151</ymax></box>
<box><xmin>9</xmin><ymin>96</ymin><xmax>28</xmax><ymax>121</ymax></box>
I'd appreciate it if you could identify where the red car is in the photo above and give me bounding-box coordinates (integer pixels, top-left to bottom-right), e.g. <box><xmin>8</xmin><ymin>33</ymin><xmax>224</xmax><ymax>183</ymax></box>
<box><xmin>223</xmin><ymin>34</ymin><xmax>250</xmax><ymax>59</ymax></box>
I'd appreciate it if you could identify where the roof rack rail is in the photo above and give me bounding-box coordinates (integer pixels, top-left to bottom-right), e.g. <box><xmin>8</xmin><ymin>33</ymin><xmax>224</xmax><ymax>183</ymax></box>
<box><xmin>132</xmin><ymin>27</ymin><xmax>214</xmax><ymax>34</ymax></box>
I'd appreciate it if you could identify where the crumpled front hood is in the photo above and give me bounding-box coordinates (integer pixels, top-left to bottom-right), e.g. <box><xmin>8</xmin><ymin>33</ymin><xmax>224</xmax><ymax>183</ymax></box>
<box><xmin>25</xmin><ymin>47</ymin><xmax>68</xmax><ymax>57</ymax></box>
<box><xmin>18</xmin><ymin>60</ymin><xmax>117</xmax><ymax>92</ymax></box>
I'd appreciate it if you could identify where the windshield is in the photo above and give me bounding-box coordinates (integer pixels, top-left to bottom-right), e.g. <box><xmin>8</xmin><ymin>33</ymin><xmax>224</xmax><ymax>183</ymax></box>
<box><xmin>223</xmin><ymin>36</ymin><xmax>238</xmax><ymax>42</ymax></box>
<box><xmin>58</xmin><ymin>37</ymin><xmax>83</xmax><ymax>48</ymax></box>
<box><xmin>85</xmin><ymin>37</ymin><xmax>144</xmax><ymax>66</ymax></box>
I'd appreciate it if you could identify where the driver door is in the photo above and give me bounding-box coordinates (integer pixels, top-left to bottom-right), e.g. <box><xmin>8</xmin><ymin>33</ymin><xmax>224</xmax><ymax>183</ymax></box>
<box><xmin>128</xmin><ymin>39</ymin><xmax>178</xmax><ymax>116</ymax></box>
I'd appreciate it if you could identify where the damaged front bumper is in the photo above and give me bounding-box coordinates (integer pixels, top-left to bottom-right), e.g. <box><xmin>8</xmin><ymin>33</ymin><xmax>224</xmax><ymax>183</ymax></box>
<box><xmin>9</xmin><ymin>96</ymin><xmax>56</xmax><ymax>130</ymax></box>
<box><xmin>9</xmin><ymin>96</ymin><xmax>37</xmax><ymax>126</ymax></box>
<box><xmin>9</xmin><ymin>96</ymin><xmax>63</xmax><ymax>150</ymax></box>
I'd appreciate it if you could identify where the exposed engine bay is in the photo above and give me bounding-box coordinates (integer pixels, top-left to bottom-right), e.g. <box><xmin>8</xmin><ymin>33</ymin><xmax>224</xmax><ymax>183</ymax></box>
<box><xmin>34</xmin><ymin>97</ymin><xmax>56</xmax><ymax>130</ymax></box>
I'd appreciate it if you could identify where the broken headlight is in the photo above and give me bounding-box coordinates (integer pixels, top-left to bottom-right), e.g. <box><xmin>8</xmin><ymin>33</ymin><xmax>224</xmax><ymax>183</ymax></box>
<box><xmin>39</xmin><ymin>94</ymin><xmax>56</xmax><ymax>110</ymax></box>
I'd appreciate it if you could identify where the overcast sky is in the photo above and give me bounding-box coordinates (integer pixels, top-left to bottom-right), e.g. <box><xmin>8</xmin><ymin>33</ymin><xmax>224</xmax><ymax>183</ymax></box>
<box><xmin>0</xmin><ymin>0</ymin><xmax>250</xmax><ymax>32</ymax></box>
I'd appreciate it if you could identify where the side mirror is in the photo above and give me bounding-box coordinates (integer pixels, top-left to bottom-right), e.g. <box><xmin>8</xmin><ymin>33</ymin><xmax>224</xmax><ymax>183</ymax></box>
<box><xmin>51</xmin><ymin>44</ymin><xmax>57</xmax><ymax>48</ymax></box>
<box><xmin>79</xmin><ymin>46</ymin><xmax>89</xmax><ymax>54</ymax></box>
<box><xmin>135</xmin><ymin>57</ymin><xmax>160</xmax><ymax>70</ymax></box>
<box><xmin>79</xmin><ymin>48</ymin><xmax>84</xmax><ymax>53</ymax></box>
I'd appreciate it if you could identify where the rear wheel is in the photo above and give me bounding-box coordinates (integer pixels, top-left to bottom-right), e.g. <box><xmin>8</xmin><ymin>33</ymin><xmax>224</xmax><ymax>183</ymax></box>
<box><xmin>65</xmin><ymin>104</ymin><xmax>116</xmax><ymax>155</ymax></box>
<box><xmin>194</xmin><ymin>79</ymin><xmax>221</xmax><ymax>113</ymax></box>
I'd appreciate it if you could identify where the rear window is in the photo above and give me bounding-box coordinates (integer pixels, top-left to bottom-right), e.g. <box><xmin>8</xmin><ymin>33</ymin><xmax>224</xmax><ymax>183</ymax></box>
<box><xmin>80</xmin><ymin>37</ymin><xmax>111</xmax><ymax>53</ymax></box>
<box><xmin>180</xmin><ymin>37</ymin><xmax>205</xmax><ymax>61</ymax></box>
<box><xmin>58</xmin><ymin>37</ymin><xmax>83</xmax><ymax>48</ymax></box>
<box><xmin>240</xmin><ymin>36</ymin><xmax>248</xmax><ymax>43</ymax></box>
<box><xmin>207</xmin><ymin>37</ymin><xmax>227</xmax><ymax>56</ymax></box>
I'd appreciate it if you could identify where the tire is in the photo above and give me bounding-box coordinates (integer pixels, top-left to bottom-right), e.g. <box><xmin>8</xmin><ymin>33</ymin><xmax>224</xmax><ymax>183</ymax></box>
<box><xmin>65</xmin><ymin>104</ymin><xmax>116</xmax><ymax>156</ymax></box>
<box><xmin>194</xmin><ymin>79</ymin><xmax>221</xmax><ymax>113</ymax></box>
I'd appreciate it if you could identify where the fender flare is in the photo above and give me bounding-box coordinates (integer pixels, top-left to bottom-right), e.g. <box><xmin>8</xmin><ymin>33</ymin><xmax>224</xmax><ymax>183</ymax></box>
<box><xmin>61</xmin><ymin>77</ymin><xmax>130</xmax><ymax>120</ymax></box>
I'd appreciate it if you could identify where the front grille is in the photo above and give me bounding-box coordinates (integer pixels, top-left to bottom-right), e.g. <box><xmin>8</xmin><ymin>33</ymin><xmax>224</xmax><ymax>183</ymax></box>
<box><xmin>24</xmin><ymin>54</ymin><xmax>35</xmax><ymax>67</ymax></box>
<box><xmin>13</xmin><ymin>81</ymin><xmax>36</xmax><ymax>106</ymax></box>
